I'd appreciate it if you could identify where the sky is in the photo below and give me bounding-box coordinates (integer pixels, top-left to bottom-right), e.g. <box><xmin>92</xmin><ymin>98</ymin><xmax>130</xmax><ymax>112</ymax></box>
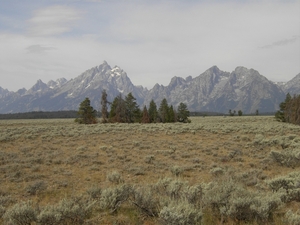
<box><xmin>0</xmin><ymin>0</ymin><xmax>299</xmax><ymax>91</ymax></box>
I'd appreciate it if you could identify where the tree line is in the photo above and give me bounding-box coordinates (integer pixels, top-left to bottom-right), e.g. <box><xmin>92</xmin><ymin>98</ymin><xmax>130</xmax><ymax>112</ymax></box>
<box><xmin>0</xmin><ymin>111</ymin><xmax>78</xmax><ymax>120</ymax></box>
<box><xmin>275</xmin><ymin>93</ymin><xmax>300</xmax><ymax>125</ymax></box>
<box><xmin>75</xmin><ymin>90</ymin><xmax>190</xmax><ymax>124</ymax></box>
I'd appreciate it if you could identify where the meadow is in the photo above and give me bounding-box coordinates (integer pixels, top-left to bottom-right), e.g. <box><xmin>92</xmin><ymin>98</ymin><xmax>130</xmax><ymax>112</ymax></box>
<box><xmin>0</xmin><ymin>116</ymin><xmax>300</xmax><ymax>224</ymax></box>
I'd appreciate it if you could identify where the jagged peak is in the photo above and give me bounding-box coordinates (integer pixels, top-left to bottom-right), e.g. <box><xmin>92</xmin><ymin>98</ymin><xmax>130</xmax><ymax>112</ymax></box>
<box><xmin>185</xmin><ymin>76</ymin><xmax>193</xmax><ymax>82</ymax></box>
<box><xmin>17</xmin><ymin>88</ymin><xmax>27</xmax><ymax>95</ymax></box>
<box><xmin>56</xmin><ymin>78</ymin><xmax>67</xmax><ymax>83</ymax></box>
<box><xmin>27</xmin><ymin>79</ymin><xmax>48</xmax><ymax>93</ymax></box>
<box><xmin>288</xmin><ymin>73</ymin><xmax>300</xmax><ymax>81</ymax></box>
<box><xmin>95</xmin><ymin>61</ymin><xmax>111</xmax><ymax>72</ymax></box>
<box><xmin>207</xmin><ymin>65</ymin><xmax>221</xmax><ymax>73</ymax></box>
<box><xmin>201</xmin><ymin>66</ymin><xmax>222</xmax><ymax>77</ymax></box>
<box><xmin>31</xmin><ymin>79</ymin><xmax>47</xmax><ymax>88</ymax></box>
<box><xmin>168</xmin><ymin>76</ymin><xmax>186</xmax><ymax>87</ymax></box>
<box><xmin>233</xmin><ymin>66</ymin><xmax>261</xmax><ymax>77</ymax></box>
<box><xmin>111</xmin><ymin>66</ymin><xmax>122</xmax><ymax>72</ymax></box>
<box><xmin>234</xmin><ymin>66</ymin><xmax>257</xmax><ymax>73</ymax></box>
<box><xmin>36</xmin><ymin>79</ymin><xmax>45</xmax><ymax>84</ymax></box>
<box><xmin>0</xmin><ymin>86</ymin><xmax>10</xmax><ymax>96</ymax></box>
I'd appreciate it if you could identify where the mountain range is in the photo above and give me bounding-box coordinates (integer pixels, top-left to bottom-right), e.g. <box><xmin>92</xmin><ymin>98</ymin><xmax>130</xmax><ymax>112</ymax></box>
<box><xmin>0</xmin><ymin>61</ymin><xmax>299</xmax><ymax>114</ymax></box>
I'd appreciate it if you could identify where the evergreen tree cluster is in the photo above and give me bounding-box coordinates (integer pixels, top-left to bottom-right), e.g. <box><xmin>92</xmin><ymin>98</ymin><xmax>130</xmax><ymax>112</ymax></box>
<box><xmin>275</xmin><ymin>93</ymin><xmax>300</xmax><ymax>125</ymax></box>
<box><xmin>75</xmin><ymin>98</ymin><xmax>97</xmax><ymax>124</ymax></box>
<box><xmin>101</xmin><ymin>90</ymin><xmax>190</xmax><ymax>124</ymax></box>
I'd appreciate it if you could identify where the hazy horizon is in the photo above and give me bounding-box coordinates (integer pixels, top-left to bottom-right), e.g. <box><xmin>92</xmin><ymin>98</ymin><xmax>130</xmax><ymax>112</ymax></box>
<box><xmin>0</xmin><ymin>0</ymin><xmax>299</xmax><ymax>91</ymax></box>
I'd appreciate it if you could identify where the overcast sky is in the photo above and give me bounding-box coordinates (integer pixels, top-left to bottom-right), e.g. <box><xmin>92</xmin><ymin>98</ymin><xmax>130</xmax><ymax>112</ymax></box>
<box><xmin>0</xmin><ymin>0</ymin><xmax>299</xmax><ymax>91</ymax></box>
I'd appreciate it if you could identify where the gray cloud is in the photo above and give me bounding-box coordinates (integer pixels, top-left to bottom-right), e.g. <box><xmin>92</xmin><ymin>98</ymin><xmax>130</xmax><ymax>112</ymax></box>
<box><xmin>26</xmin><ymin>45</ymin><xmax>56</xmax><ymax>54</ymax></box>
<box><xmin>261</xmin><ymin>36</ymin><xmax>300</xmax><ymax>49</ymax></box>
<box><xmin>0</xmin><ymin>1</ymin><xmax>299</xmax><ymax>92</ymax></box>
<box><xmin>27</xmin><ymin>5</ymin><xmax>83</xmax><ymax>36</ymax></box>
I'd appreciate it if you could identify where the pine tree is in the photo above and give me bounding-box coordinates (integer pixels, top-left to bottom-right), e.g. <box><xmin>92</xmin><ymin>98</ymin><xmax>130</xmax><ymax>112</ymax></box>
<box><xmin>284</xmin><ymin>94</ymin><xmax>300</xmax><ymax>125</ymax></box>
<box><xmin>125</xmin><ymin>92</ymin><xmax>141</xmax><ymax>123</ymax></box>
<box><xmin>177</xmin><ymin>102</ymin><xmax>190</xmax><ymax>123</ymax></box>
<box><xmin>148</xmin><ymin>100</ymin><xmax>158</xmax><ymax>123</ymax></box>
<box><xmin>141</xmin><ymin>106</ymin><xmax>150</xmax><ymax>123</ymax></box>
<box><xmin>100</xmin><ymin>89</ymin><xmax>108</xmax><ymax>123</ymax></box>
<box><xmin>75</xmin><ymin>98</ymin><xmax>97</xmax><ymax>124</ymax></box>
<box><xmin>109</xmin><ymin>94</ymin><xmax>126</xmax><ymax>123</ymax></box>
<box><xmin>238</xmin><ymin>110</ymin><xmax>243</xmax><ymax>116</ymax></box>
<box><xmin>275</xmin><ymin>93</ymin><xmax>291</xmax><ymax>122</ymax></box>
<box><xmin>168</xmin><ymin>105</ymin><xmax>175</xmax><ymax>122</ymax></box>
<box><xmin>159</xmin><ymin>98</ymin><xmax>169</xmax><ymax>123</ymax></box>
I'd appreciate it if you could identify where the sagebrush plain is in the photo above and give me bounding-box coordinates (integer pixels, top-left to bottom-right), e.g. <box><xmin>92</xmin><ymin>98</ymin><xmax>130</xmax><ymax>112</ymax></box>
<box><xmin>0</xmin><ymin>116</ymin><xmax>300</xmax><ymax>224</ymax></box>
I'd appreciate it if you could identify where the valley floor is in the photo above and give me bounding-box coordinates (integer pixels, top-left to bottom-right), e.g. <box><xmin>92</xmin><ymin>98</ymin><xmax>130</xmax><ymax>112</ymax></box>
<box><xmin>0</xmin><ymin>116</ymin><xmax>300</xmax><ymax>224</ymax></box>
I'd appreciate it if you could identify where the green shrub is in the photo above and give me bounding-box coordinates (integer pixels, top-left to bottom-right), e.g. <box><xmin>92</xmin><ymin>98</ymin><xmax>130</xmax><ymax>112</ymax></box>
<box><xmin>106</xmin><ymin>171</ymin><xmax>123</xmax><ymax>184</ymax></box>
<box><xmin>159</xmin><ymin>200</ymin><xmax>202</xmax><ymax>225</ymax></box>
<box><xmin>25</xmin><ymin>180</ymin><xmax>47</xmax><ymax>195</ymax></box>
<box><xmin>100</xmin><ymin>184</ymin><xmax>132</xmax><ymax>213</ymax></box>
<box><xmin>3</xmin><ymin>201</ymin><xmax>37</xmax><ymax>225</ymax></box>
<box><xmin>203</xmin><ymin>178</ymin><xmax>283</xmax><ymax>223</ymax></box>
<box><xmin>267</xmin><ymin>171</ymin><xmax>300</xmax><ymax>202</ymax></box>
<box><xmin>170</xmin><ymin>166</ymin><xmax>184</xmax><ymax>177</ymax></box>
<box><xmin>132</xmin><ymin>186</ymin><xmax>160</xmax><ymax>217</ymax></box>
<box><xmin>37</xmin><ymin>197</ymin><xmax>94</xmax><ymax>225</ymax></box>
<box><xmin>270</xmin><ymin>149</ymin><xmax>300</xmax><ymax>167</ymax></box>
<box><xmin>86</xmin><ymin>186</ymin><xmax>102</xmax><ymax>200</ymax></box>
<box><xmin>285</xmin><ymin>210</ymin><xmax>300</xmax><ymax>225</ymax></box>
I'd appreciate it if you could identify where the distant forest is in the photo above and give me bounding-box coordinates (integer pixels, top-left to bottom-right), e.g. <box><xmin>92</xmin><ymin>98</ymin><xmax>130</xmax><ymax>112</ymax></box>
<box><xmin>0</xmin><ymin>111</ymin><xmax>78</xmax><ymax>120</ymax></box>
<box><xmin>0</xmin><ymin>110</ymin><xmax>274</xmax><ymax>120</ymax></box>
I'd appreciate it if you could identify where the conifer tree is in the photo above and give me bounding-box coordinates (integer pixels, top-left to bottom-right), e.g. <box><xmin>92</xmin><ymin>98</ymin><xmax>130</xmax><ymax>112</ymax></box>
<box><xmin>177</xmin><ymin>102</ymin><xmax>190</xmax><ymax>123</ymax></box>
<box><xmin>125</xmin><ymin>92</ymin><xmax>141</xmax><ymax>123</ymax></box>
<box><xmin>109</xmin><ymin>94</ymin><xmax>126</xmax><ymax>123</ymax></box>
<box><xmin>275</xmin><ymin>93</ymin><xmax>291</xmax><ymax>122</ymax></box>
<box><xmin>101</xmin><ymin>89</ymin><xmax>109</xmax><ymax>123</ymax></box>
<box><xmin>281</xmin><ymin>94</ymin><xmax>300</xmax><ymax>125</ymax></box>
<box><xmin>159</xmin><ymin>98</ymin><xmax>169</xmax><ymax>123</ymax></box>
<box><xmin>141</xmin><ymin>106</ymin><xmax>150</xmax><ymax>123</ymax></box>
<box><xmin>168</xmin><ymin>105</ymin><xmax>175</xmax><ymax>122</ymax></box>
<box><xmin>148</xmin><ymin>100</ymin><xmax>158</xmax><ymax>123</ymax></box>
<box><xmin>75</xmin><ymin>98</ymin><xmax>97</xmax><ymax>124</ymax></box>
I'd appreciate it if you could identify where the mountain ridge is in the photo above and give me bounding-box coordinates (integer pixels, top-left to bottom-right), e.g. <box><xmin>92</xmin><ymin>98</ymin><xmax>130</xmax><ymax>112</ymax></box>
<box><xmin>0</xmin><ymin>61</ymin><xmax>299</xmax><ymax>114</ymax></box>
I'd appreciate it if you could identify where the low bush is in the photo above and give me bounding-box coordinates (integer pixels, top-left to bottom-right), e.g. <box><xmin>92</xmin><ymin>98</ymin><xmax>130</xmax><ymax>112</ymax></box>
<box><xmin>37</xmin><ymin>197</ymin><xmax>95</xmax><ymax>225</ymax></box>
<box><xmin>3</xmin><ymin>201</ymin><xmax>37</xmax><ymax>225</ymax></box>
<box><xmin>270</xmin><ymin>149</ymin><xmax>300</xmax><ymax>167</ymax></box>
<box><xmin>159</xmin><ymin>200</ymin><xmax>202</xmax><ymax>225</ymax></box>
<box><xmin>100</xmin><ymin>184</ymin><xmax>132</xmax><ymax>213</ymax></box>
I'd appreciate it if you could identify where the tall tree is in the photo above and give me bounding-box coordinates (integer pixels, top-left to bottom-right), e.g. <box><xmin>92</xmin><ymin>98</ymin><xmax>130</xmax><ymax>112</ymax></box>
<box><xmin>168</xmin><ymin>105</ymin><xmax>175</xmax><ymax>122</ymax></box>
<box><xmin>109</xmin><ymin>94</ymin><xmax>126</xmax><ymax>123</ymax></box>
<box><xmin>125</xmin><ymin>92</ymin><xmax>141</xmax><ymax>123</ymax></box>
<box><xmin>177</xmin><ymin>102</ymin><xmax>190</xmax><ymax>123</ymax></box>
<box><xmin>75</xmin><ymin>97</ymin><xmax>97</xmax><ymax>124</ymax></box>
<box><xmin>238</xmin><ymin>110</ymin><xmax>243</xmax><ymax>116</ymax></box>
<box><xmin>148</xmin><ymin>100</ymin><xmax>158</xmax><ymax>123</ymax></box>
<box><xmin>100</xmin><ymin>89</ymin><xmax>108</xmax><ymax>123</ymax></box>
<box><xmin>275</xmin><ymin>93</ymin><xmax>291</xmax><ymax>122</ymax></box>
<box><xmin>159</xmin><ymin>98</ymin><xmax>169</xmax><ymax>123</ymax></box>
<box><xmin>141</xmin><ymin>106</ymin><xmax>150</xmax><ymax>123</ymax></box>
<box><xmin>283</xmin><ymin>94</ymin><xmax>300</xmax><ymax>125</ymax></box>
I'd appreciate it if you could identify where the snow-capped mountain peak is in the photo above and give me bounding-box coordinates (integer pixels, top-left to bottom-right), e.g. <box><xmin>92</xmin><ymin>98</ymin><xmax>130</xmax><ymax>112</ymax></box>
<box><xmin>0</xmin><ymin>61</ymin><xmax>298</xmax><ymax>114</ymax></box>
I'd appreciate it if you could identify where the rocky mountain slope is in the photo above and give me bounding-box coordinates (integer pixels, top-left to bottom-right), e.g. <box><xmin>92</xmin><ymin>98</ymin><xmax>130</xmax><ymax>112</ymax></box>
<box><xmin>143</xmin><ymin>66</ymin><xmax>286</xmax><ymax>113</ymax></box>
<box><xmin>0</xmin><ymin>61</ymin><xmax>298</xmax><ymax>114</ymax></box>
<box><xmin>281</xmin><ymin>73</ymin><xmax>300</xmax><ymax>95</ymax></box>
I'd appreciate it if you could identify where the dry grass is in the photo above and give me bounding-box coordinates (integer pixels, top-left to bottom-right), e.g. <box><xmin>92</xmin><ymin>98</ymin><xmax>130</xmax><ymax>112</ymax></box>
<box><xmin>0</xmin><ymin>116</ymin><xmax>300</xmax><ymax>224</ymax></box>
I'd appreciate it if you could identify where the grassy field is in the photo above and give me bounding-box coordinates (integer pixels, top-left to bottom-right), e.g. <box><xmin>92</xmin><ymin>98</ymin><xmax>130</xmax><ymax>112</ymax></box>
<box><xmin>0</xmin><ymin>116</ymin><xmax>300</xmax><ymax>224</ymax></box>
